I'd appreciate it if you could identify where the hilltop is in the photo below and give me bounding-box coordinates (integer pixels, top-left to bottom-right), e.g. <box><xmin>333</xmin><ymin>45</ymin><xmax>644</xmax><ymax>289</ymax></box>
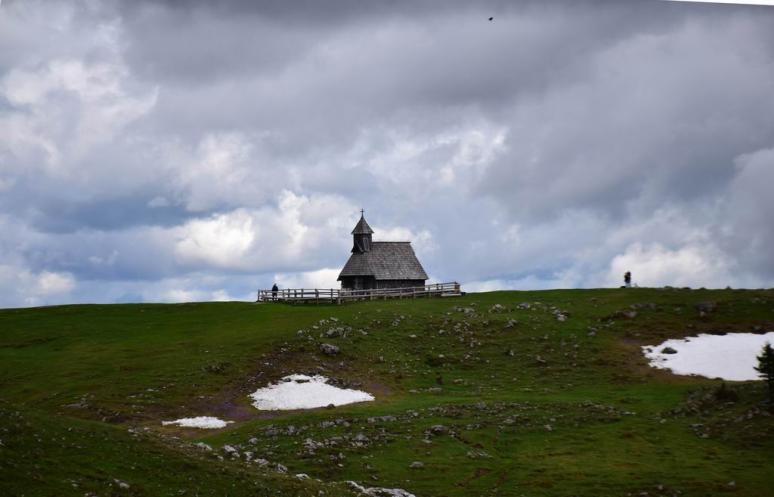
<box><xmin>1</xmin><ymin>288</ymin><xmax>773</xmax><ymax>497</ymax></box>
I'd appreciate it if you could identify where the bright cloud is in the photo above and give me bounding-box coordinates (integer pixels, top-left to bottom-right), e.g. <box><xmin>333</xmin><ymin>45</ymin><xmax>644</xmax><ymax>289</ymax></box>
<box><xmin>607</xmin><ymin>243</ymin><xmax>733</xmax><ymax>288</ymax></box>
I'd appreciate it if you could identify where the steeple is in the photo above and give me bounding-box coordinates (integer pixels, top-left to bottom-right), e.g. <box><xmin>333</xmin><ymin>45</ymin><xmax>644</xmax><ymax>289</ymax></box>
<box><xmin>351</xmin><ymin>210</ymin><xmax>373</xmax><ymax>253</ymax></box>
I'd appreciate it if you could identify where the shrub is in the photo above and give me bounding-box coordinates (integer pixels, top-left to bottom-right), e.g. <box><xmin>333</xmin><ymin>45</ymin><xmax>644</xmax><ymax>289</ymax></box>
<box><xmin>754</xmin><ymin>343</ymin><xmax>774</xmax><ymax>404</ymax></box>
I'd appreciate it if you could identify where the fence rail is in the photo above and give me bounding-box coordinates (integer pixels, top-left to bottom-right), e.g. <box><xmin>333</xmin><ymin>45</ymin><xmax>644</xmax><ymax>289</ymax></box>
<box><xmin>257</xmin><ymin>282</ymin><xmax>461</xmax><ymax>304</ymax></box>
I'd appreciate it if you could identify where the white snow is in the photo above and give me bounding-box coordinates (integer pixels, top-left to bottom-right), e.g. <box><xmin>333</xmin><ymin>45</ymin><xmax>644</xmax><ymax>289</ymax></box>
<box><xmin>249</xmin><ymin>374</ymin><xmax>374</xmax><ymax>410</ymax></box>
<box><xmin>161</xmin><ymin>416</ymin><xmax>234</xmax><ymax>429</ymax></box>
<box><xmin>642</xmin><ymin>332</ymin><xmax>774</xmax><ymax>381</ymax></box>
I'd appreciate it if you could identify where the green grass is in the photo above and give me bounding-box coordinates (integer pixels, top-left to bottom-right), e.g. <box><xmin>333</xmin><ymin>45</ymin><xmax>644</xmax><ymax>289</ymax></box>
<box><xmin>1</xmin><ymin>288</ymin><xmax>773</xmax><ymax>496</ymax></box>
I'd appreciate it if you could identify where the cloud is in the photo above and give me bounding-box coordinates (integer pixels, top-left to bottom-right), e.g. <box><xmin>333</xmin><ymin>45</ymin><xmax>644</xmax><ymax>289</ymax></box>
<box><xmin>719</xmin><ymin>147</ymin><xmax>774</xmax><ymax>275</ymax></box>
<box><xmin>0</xmin><ymin>0</ymin><xmax>773</xmax><ymax>307</ymax></box>
<box><xmin>606</xmin><ymin>243</ymin><xmax>733</xmax><ymax>288</ymax></box>
<box><xmin>0</xmin><ymin>265</ymin><xmax>75</xmax><ymax>307</ymax></box>
<box><xmin>273</xmin><ymin>268</ymin><xmax>341</xmax><ymax>290</ymax></box>
<box><xmin>172</xmin><ymin>191</ymin><xmax>357</xmax><ymax>272</ymax></box>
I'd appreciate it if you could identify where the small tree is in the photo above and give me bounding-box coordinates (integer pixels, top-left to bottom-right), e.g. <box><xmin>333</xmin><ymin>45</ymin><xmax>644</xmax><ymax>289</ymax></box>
<box><xmin>754</xmin><ymin>342</ymin><xmax>774</xmax><ymax>404</ymax></box>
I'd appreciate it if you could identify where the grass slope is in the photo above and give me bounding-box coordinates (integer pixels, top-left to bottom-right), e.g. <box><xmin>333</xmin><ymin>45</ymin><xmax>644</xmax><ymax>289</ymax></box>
<box><xmin>1</xmin><ymin>288</ymin><xmax>773</xmax><ymax>497</ymax></box>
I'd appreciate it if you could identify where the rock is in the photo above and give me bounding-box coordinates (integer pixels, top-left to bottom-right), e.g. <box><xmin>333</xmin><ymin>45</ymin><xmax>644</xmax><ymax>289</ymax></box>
<box><xmin>348</xmin><ymin>481</ymin><xmax>417</xmax><ymax>497</ymax></box>
<box><xmin>113</xmin><ymin>479</ymin><xmax>130</xmax><ymax>489</ymax></box>
<box><xmin>661</xmin><ymin>347</ymin><xmax>678</xmax><ymax>354</ymax></box>
<box><xmin>466</xmin><ymin>449</ymin><xmax>491</xmax><ymax>459</ymax></box>
<box><xmin>695</xmin><ymin>301</ymin><xmax>717</xmax><ymax>314</ymax></box>
<box><xmin>504</xmin><ymin>319</ymin><xmax>518</xmax><ymax>329</ymax></box>
<box><xmin>409</xmin><ymin>461</ymin><xmax>424</xmax><ymax>469</ymax></box>
<box><xmin>320</xmin><ymin>343</ymin><xmax>340</xmax><ymax>355</ymax></box>
<box><xmin>428</xmin><ymin>425</ymin><xmax>448</xmax><ymax>436</ymax></box>
<box><xmin>367</xmin><ymin>415</ymin><xmax>397</xmax><ymax>423</ymax></box>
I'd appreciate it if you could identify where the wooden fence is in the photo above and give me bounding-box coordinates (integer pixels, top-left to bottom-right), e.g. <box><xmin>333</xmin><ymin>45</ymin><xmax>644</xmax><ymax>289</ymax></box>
<box><xmin>257</xmin><ymin>282</ymin><xmax>461</xmax><ymax>304</ymax></box>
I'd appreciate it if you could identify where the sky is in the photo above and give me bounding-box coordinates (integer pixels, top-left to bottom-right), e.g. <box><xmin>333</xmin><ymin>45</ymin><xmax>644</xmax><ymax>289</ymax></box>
<box><xmin>1</xmin><ymin>0</ymin><xmax>773</xmax><ymax>308</ymax></box>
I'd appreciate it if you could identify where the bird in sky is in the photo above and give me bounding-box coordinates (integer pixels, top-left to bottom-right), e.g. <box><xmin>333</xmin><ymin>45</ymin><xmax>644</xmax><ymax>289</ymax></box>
<box><xmin>488</xmin><ymin>16</ymin><xmax>494</xmax><ymax>21</ymax></box>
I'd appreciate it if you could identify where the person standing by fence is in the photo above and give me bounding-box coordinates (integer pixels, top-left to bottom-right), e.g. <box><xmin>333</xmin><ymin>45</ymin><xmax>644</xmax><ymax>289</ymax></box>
<box><xmin>271</xmin><ymin>283</ymin><xmax>278</xmax><ymax>301</ymax></box>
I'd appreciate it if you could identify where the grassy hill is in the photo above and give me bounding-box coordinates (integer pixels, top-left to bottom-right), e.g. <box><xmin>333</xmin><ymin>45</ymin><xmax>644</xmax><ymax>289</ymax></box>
<box><xmin>1</xmin><ymin>288</ymin><xmax>773</xmax><ymax>497</ymax></box>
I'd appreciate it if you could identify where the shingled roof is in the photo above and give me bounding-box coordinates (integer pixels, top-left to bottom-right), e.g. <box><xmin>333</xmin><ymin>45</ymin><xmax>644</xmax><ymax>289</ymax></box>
<box><xmin>351</xmin><ymin>214</ymin><xmax>374</xmax><ymax>235</ymax></box>
<box><xmin>338</xmin><ymin>242</ymin><xmax>428</xmax><ymax>281</ymax></box>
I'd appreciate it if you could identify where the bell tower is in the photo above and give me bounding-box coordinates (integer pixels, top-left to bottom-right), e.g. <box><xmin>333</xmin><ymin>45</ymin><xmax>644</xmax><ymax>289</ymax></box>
<box><xmin>351</xmin><ymin>209</ymin><xmax>374</xmax><ymax>253</ymax></box>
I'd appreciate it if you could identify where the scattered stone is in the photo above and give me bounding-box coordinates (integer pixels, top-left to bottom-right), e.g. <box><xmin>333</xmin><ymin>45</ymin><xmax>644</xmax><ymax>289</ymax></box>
<box><xmin>661</xmin><ymin>347</ymin><xmax>678</xmax><ymax>354</ymax></box>
<box><xmin>348</xmin><ymin>481</ymin><xmax>417</xmax><ymax>497</ymax></box>
<box><xmin>466</xmin><ymin>449</ymin><xmax>491</xmax><ymax>459</ymax></box>
<box><xmin>113</xmin><ymin>479</ymin><xmax>130</xmax><ymax>489</ymax></box>
<box><xmin>222</xmin><ymin>444</ymin><xmax>239</xmax><ymax>458</ymax></box>
<box><xmin>320</xmin><ymin>343</ymin><xmax>340</xmax><ymax>355</ymax></box>
<box><xmin>409</xmin><ymin>461</ymin><xmax>424</xmax><ymax>469</ymax></box>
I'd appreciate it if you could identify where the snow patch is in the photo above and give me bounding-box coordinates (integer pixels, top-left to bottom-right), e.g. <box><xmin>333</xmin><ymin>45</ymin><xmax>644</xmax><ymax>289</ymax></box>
<box><xmin>161</xmin><ymin>416</ymin><xmax>234</xmax><ymax>429</ymax></box>
<box><xmin>642</xmin><ymin>332</ymin><xmax>774</xmax><ymax>381</ymax></box>
<box><xmin>249</xmin><ymin>374</ymin><xmax>374</xmax><ymax>410</ymax></box>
